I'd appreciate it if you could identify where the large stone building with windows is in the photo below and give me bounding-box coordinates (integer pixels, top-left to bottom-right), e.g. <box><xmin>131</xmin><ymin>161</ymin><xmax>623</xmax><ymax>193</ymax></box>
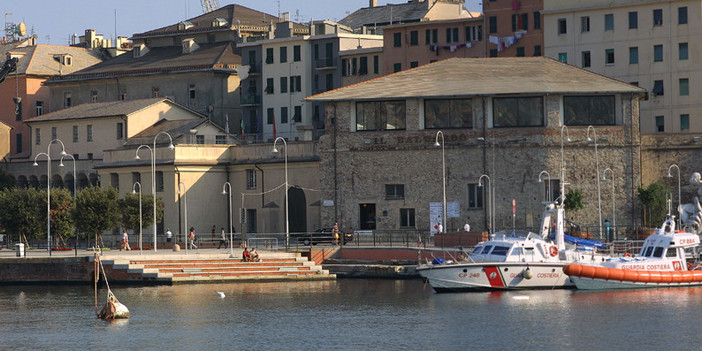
<box><xmin>308</xmin><ymin>57</ymin><xmax>646</xmax><ymax>237</ymax></box>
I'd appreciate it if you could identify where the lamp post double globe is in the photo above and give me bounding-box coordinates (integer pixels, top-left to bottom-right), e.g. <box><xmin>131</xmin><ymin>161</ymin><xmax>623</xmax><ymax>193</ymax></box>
<box><xmin>272</xmin><ymin>137</ymin><xmax>289</xmax><ymax>248</ymax></box>
<box><xmin>59</xmin><ymin>154</ymin><xmax>76</xmax><ymax>198</ymax></box>
<box><xmin>132</xmin><ymin>182</ymin><xmax>143</xmax><ymax>253</ymax></box>
<box><xmin>222</xmin><ymin>182</ymin><xmax>234</xmax><ymax>256</ymax></box>
<box><xmin>478</xmin><ymin>174</ymin><xmax>492</xmax><ymax>234</ymax></box>
<box><xmin>586</xmin><ymin>125</ymin><xmax>602</xmax><ymax>239</ymax></box>
<box><xmin>538</xmin><ymin>170</ymin><xmax>551</xmax><ymax>202</ymax></box>
<box><xmin>33</xmin><ymin>138</ymin><xmax>68</xmax><ymax>254</ymax></box>
<box><xmin>434</xmin><ymin>131</ymin><xmax>447</xmax><ymax>233</ymax></box>
<box><xmin>135</xmin><ymin>132</ymin><xmax>174</xmax><ymax>252</ymax></box>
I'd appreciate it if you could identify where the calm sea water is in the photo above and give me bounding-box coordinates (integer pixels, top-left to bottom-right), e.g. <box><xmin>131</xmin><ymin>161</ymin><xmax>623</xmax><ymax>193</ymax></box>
<box><xmin>2</xmin><ymin>279</ymin><xmax>701</xmax><ymax>350</ymax></box>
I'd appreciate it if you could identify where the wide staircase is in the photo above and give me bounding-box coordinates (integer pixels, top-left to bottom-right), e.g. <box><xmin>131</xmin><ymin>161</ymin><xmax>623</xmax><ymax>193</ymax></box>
<box><xmin>95</xmin><ymin>251</ymin><xmax>335</xmax><ymax>284</ymax></box>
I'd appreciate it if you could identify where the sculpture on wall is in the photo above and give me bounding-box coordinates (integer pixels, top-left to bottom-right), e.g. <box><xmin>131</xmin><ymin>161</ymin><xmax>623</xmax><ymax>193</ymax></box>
<box><xmin>680</xmin><ymin>172</ymin><xmax>702</xmax><ymax>234</ymax></box>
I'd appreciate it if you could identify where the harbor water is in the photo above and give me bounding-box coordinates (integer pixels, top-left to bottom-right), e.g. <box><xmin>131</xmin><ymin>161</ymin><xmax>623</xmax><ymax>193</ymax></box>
<box><xmin>2</xmin><ymin>279</ymin><xmax>701</xmax><ymax>350</ymax></box>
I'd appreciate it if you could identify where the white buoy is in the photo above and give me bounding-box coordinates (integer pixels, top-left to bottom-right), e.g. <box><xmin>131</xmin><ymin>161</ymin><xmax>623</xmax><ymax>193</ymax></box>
<box><xmin>512</xmin><ymin>295</ymin><xmax>530</xmax><ymax>300</ymax></box>
<box><xmin>217</xmin><ymin>292</ymin><xmax>225</xmax><ymax>298</ymax></box>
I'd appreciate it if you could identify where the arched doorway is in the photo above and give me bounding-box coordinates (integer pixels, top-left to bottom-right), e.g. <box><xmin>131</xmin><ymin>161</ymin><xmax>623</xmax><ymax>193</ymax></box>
<box><xmin>89</xmin><ymin>173</ymin><xmax>99</xmax><ymax>187</ymax></box>
<box><xmin>77</xmin><ymin>173</ymin><xmax>89</xmax><ymax>190</ymax></box>
<box><xmin>288</xmin><ymin>187</ymin><xmax>307</xmax><ymax>233</ymax></box>
<box><xmin>17</xmin><ymin>175</ymin><xmax>28</xmax><ymax>188</ymax></box>
<box><xmin>64</xmin><ymin>174</ymin><xmax>75</xmax><ymax>195</ymax></box>
<box><xmin>29</xmin><ymin>175</ymin><xmax>39</xmax><ymax>188</ymax></box>
<box><xmin>52</xmin><ymin>174</ymin><xmax>63</xmax><ymax>188</ymax></box>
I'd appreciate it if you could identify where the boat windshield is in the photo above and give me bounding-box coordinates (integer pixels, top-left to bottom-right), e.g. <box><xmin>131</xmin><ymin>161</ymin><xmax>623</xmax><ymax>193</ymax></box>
<box><xmin>653</xmin><ymin>247</ymin><xmax>665</xmax><ymax>258</ymax></box>
<box><xmin>471</xmin><ymin>246</ymin><xmax>484</xmax><ymax>255</ymax></box>
<box><xmin>642</xmin><ymin>246</ymin><xmax>654</xmax><ymax>257</ymax></box>
<box><xmin>490</xmin><ymin>246</ymin><xmax>510</xmax><ymax>256</ymax></box>
<box><xmin>511</xmin><ymin>247</ymin><xmax>523</xmax><ymax>256</ymax></box>
<box><xmin>666</xmin><ymin>247</ymin><xmax>677</xmax><ymax>258</ymax></box>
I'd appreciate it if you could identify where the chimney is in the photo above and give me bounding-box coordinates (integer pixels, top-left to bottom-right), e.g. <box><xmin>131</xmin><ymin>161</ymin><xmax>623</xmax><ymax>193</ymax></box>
<box><xmin>369</xmin><ymin>0</ymin><xmax>378</xmax><ymax>7</ymax></box>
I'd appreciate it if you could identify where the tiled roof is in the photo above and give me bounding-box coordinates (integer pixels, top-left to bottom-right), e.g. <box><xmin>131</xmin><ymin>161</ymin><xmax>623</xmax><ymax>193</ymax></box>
<box><xmin>5</xmin><ymin>44</ymin><xmax>103</xmax><ymax>76</ymax></box>
<box><xmin>24</xmin><ymin>98</ymin><xmax>174</xmax><ymax>122</ymax></box>
<box><xmin>45</xmin><ymin>42</ymin><xmax>240</xmax><ymax>82</ymax></box>
<box><xmin>339</xmin><ymin>1</ymin><xmax>431</xmax><ymax>29</ymax></box>
<box><xmin>306</xmin><ymin>57</ymin><xmax>646</xmax><ymax>102</ymax></box>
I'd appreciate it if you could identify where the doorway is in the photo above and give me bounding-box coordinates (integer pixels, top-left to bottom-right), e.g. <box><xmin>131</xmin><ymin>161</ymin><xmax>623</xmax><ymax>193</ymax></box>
<box><xmin>359</xmin><ymin>203</ymin><xmax>376</xmax><ymax>230</ymax></box>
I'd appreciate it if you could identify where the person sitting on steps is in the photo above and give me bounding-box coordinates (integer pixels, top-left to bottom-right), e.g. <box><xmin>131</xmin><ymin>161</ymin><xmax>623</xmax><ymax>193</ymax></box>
<box><xmin>250</xmin><ymin>248</ymin><xmax>259</xmax><ymax>262</ymax></box>
<box><xmin>242</xmin><ymin>248</ymin><xmax>251</xmax><ymax>262</ymax></box>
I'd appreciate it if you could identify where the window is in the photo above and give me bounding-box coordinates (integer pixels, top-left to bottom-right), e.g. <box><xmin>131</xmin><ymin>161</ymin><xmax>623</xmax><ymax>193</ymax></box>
<box><xmin>602</xmin><ymin>14</ymin><xmax>615</xmax><ymax>32</ymax></box>
<box><xmin>655</xmin><ymin>116</ymin><xmax>664</xmax><ymax>132</ymax></box>
<box><xmin>373</xmin><ymin>55</ymin><xmax>379</xmax><ymax>74</ymax></box>
<box><xmin>119</xmin><ymin>89</ymin><xmax>127</xmax><ymax>101</ymax></box>
<box><xmin>653</xmin><ymin>9</ymin><xmax>663</xmax><ymax>26</ymax></box>
<box><xmin>35</xmin><ymin>101</ymin><xmax>43</xmax><ymax>116</ymax></box>
<box><xmin>265</xmin><ymin>78</ymin><xmax>274</xmax><ymax>94</ymax></box>
<box><xmin>424</xmin><ymin>99</ymin><xmax>473</xmax><ymax>129</ymax></box>
<box><xmin>359</xmin><ymin>56</ymin><xmax>368</xmax><ymax>75</ymax></box>
<box><xmin>544</xmin><ymin>179</ymin><xmax>561</xmax><ymax>202</ymax></box>
<box><xmin>386</xmin><ymin>184</ymin><xmax>404</xmax><ymax>200</ymax></box>
<box><xmin>605</xmin><ymin>49</ymin><xmax>615</xmax><ymax>65</ymax></box>
<box><xmin>280</xmin><ymin>46</ymin><xmax>287</xmax><ymax>63</ymax></box>
<box><xmin>280</xmin><ymin>77</ymin><xmax>288</xmax><ymax>93</ymax></box>
<box><xmin>558</xmin><ymin>18</ymin><xmax>567</xmax><ymax>34</ymax></box>
<box><xmin>679</xmin><ymin>6</ymin><xmax>688</xmax><ymax>24</ymax></box>
<box><xmin>533</xmin><ymin>11</ymin><xmax>541</xmax><ymax>30</ymax></box>
<box><xmin>314</xmin><ymin>74</ymin><xmax>319</xmax><ymax>90</ymax></box>
<box><xmin>393</xmin><ymin>63</ymin><xmax>401</xmax><ymax>73</ymax></box>
<box><xmin>35</xmin><ymin>128</ymin><xmax>40</xmax><ymax>145</ymax></box>
<box><xmin>246</xmin><ymin>209</ymin><xmax>257</xmax><ymax>233</ymax></box>
<box><xmin>400</xmin><ymin>208</ymin><xmax>415</xmax><ymax>228</ymax></box>
<box><xmin>196</xmin><ymin>135</ymin><xmax>204</xmax><ymax>144</ymax></box>
<box><xmin>356</xmin><ymin>100</ymin><xmax>406</xmax><ymax>131</ymax></box>
<box><xmin>468</xmin><ymin>183</ymin><xmax>483</xmax><ymax>208</ymax></box>
<box><xmin>679</xmin><ymin>43</ymin><xmax>688</xmax><ymax>60</ymax></box>
<box><xmin>152</xmin><ymin>87</ymin><xmax>160</xmax><ymax>98</ymax></box>
<box><xmin>446</xmin><ymin>27</ymin><xmax>459</xmax><ymax>43</ymax></box>
<box><xmin>533</xmin><ymin>45</ymin><xmax>541</xmax><ymax>56</ymax></box>
<box><xmin>267</xmin><ymin>108</ymin><xmax>274</xmax><ymax>124</ymax></box>
<box><xmin>629</xmin><ymin>47</ymin><xmax>639</xmax><ymax>64</ymax></box>
<box><xmin>16</xmin><ymin>134</ymin><xmax>22</xmax><ymax>154</ymax></box>
<box><xmin>489</xmin><ymin>16</ymin><xmax>498</xmax><ymax>34</ymax></box>
<box><xmin>393</xmin><ymin>32</ymin><xmax>402</xmax><ymax>47</ymax></box>
<box><xmin>521</xmin><ymin>13</ymin><xmax>528</xmax><ymax>30</ymax></box>
<box><xmin>489</xmin><ymin>49</ymin><xmax>497</xmax><ymax>57</ymax></box>
<box><xmin>132</xmin><ymin>172</ymin><xmax>141</xmax><ymax>185</ymax></box>
<box><xmin>654</xmin><ymin>45</ymin><xmax>663</xmax><ymax>62</ymax></box>
<box><xmin>51</xmin><ymin>127</ymin><xmax>57</xmax><ymax>140</ymax></box>
<box><xmin>652</xmin><ymin>80</ymin><xmax>664</xmax><ymax>97</ymax></box>
<box><xmin>188</xmin><ymin>85</ymin><xmax>196</xmax><ymax>106</ymax></box>
<box><xmin>156</xmin><ymin>171</ymin><xmax>164</xmax><ymax>191</ymax></box>
<box><xmin>293</xmin><ymin>45</ymin><xmax>301</xmax><ymax>61</ymax></box>
<box><xmin>680</xmin><ymin>114</ymin><xmax>690</xmax><ymax>131</ymax></box>
<box><xmin>116</xmin><ymin>122</ymin><xmax>124</xmax><ymax>139</ymax></box>
<box><xmin>493</xmin><ymin>97</ymin><xmax>544</xmax><ymax>127</ymax></box>
<box><xmin>410</xmin><ymin>30</ymin><xmax>418</xmax><ymax>46</ymax></box>
<box><xmin>91</xmin><ymin>90</ymin><xmax>98</xmax><ymax>103</ymax></box>
<box><xmin>15</xmin><ymin>101</ymin><xmax>21</xmax><ymax>120</ymax></box>
<box><xmin>110</xmin><ymin>173</ymin><xmax>119</xmax><ymax>190</ymax></box>
<box><xmin>563</xmin><ymin>96</ymin><xmax>615</xmax><ymax>126</ymax></box>
<box><xmin>512</xmin><ymin>14</ymin><xmax>518</xmax><ymax>32</ymax></box>
<box><xmin>87</xmin><ymin>153</ymin><xmax>93</xmax><ymax>160</ymax></box>
<box><xmin>281</xmin><ymin>107</ymin><xmax>288</xmax><ymax>124</ymax></box>
<box><xmin>64</xmin><ymin>92</ymin><xmax>72</xmax><ymax>108</ymax></box>
<box><xmin>410</xmin><ymin>61</ymin><xmax>419</xmax><ymax>68</ymax></box>
<box><xmin>246</xmin><ymin>169</ymin><xmax>256</xmax><ymax>189</ymax></box>
<box><xmin>582</xmin><ymin>51</ymin><xmax>591</xmax><ymax>68</ymax></box>
<box><xmin>581</xmin><ymin>16</ymin><xmax>590</xmax><ymax>32</ymax></box>
<box><xmin>73</xmin><ymin>126</ymin><xmax>78</xmax><ymax>142</ymax></box>
<box><xmin>325</xmin><ymin>74</ymin><xmax>333</xmax><ymax>91</ymax></box>
<box><xmin>679</xmin><ymin>78</ymin><xmax>689</xmax><ymax>96</ymax></box>
<box><xmin>314</xmin><ymin>44</ymin><xmax>319</xmax><ymax>59</ymax></box>
<box><xmin>342</xmin><ymin>58</ymin><xmax>348</xmax><ymax>76</ymax></box>
<box><xmin>294</xmin><ymin>106</ymin><xmax>302</xmax><ymax>123</ymax></box>
<box><xmin>516</xmin><ymin>47</ymin><xmax>525</xmax><ymax>57</ymax></box>
<box><xmin>558</xmin><ymin>53</ymin><xmax>567</xmax><ymax>63</ymax></box>
<box><xmin>216</xmin><ymin>135</ymin><xmax>226</xmax><ymax>144</ymax></box>
<box><xmin>351</xmin><ymin>58</ymin><xmax>357</xmax><ymax>75</ymax></box>
<box><xmin>628</xmin><ymin>12</ymin><xmax>638</xmax><ymax>29</ymax></box>
<box><xmin>425</xmin><ymin>29</ymin><xmax>438</xmax><ymax>44</ymax></box>
<box><xmin>290</xmin><ymin>75</ymin><xmax>302</xmax><ymax>92</ymax></box>
<box><xmin>265</xmin><ymin>48</ymin><xmax>273</xmax><ymax>64</ymax></box>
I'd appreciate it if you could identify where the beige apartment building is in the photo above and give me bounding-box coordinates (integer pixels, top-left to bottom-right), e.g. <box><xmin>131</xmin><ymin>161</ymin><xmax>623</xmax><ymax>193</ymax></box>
<box><xmin>543</xmin><ymin>0</ymin><xmax>702</xmax><ymax>133</ymax></box>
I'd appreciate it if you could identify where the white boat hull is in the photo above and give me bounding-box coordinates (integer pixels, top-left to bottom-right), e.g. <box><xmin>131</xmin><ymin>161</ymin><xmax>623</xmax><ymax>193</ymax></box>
<box><xmin>570</xmin><ymin>276</ymin><xmax>702</xmax><ymax>290</ymax></box>
<box><xmin>418</xmin><ymin>262</ymin><xmax>573</xmax><ymax>291</ymax></box>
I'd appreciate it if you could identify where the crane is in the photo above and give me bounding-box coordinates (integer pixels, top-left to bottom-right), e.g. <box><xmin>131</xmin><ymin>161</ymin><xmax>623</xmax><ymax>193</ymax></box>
<box><xmin>0</xmin><ymin>57</ymin><xmax>18</xmax><ymax>85</ymax></box>
<box><xmin>201</xmin><ymin>0</ymin><xmax>219</xmax><ymax>13</ymax></box>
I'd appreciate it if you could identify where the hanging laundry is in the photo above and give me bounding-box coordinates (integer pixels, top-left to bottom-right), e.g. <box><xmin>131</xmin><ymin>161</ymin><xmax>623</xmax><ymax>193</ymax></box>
<box><xmin>465</xmin><ymin>42</ymin><xmax>472</xmax><ymax>49</ymax></box>
<box><xmin>515</xmin><ymin>30</ymin><xmax>527</xmax><ymax>39</ymax></box>
<box><xmin>502</xmin><ymin>36</ymin><xmax>516</xmax><ymax>48</ymax></box>
<box><xmin>489</xmin><ymin>35</ymin><xmax>500</xmax><ymax>45</ymax></box>
<box><xmin>449</xmin><ymin>45</ymin><xmax>458</xmax><ymax>52</ymax></box>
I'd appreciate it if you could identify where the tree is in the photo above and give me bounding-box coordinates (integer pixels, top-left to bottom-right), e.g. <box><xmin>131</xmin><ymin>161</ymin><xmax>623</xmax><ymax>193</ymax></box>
<box><xmin>50</xmin><ymin>188</ymin><xmax>76</xmax><ymax>247</ymax></box>
<box><xmin>118</xmin><ymin>193</ymin><xmax>163</xmax><ymax>232</ymax></box>
<box><xmin>75</xmin><ymin>186</ymin><xmax>119</xmax><ymax>248</ymax></box>
<box><xmin>564</xmin><ymin>188</ymin><xmax>586</xmax><ymax>214</ymax></box>
<box><xmin>637</xmin><ymin>180</ymin><xmax>669</xmax><ymax>227</ymax></box>
<box><xmin>0</xmin><ymin>188</ymin><xmax>44</xmax><ymax>245</ymax></box>
<box><xmin>0</xmin><ymin>168</ymin><xmax>15</xmax><ymax>190</ymax></box>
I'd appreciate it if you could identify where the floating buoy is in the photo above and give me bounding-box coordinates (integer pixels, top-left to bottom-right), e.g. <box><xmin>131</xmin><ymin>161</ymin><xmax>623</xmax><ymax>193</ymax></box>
<box><xmin>522</xmin><ymin>268</ymin><xmax>533</xmax><ymax>280</ymax></box>
<box><xmin>217</xmin><ymin>291</ymin><xmax>225</xmax><ymax>298</ymax></box>
<box><xmin>512</xmin><ymin>296</ymin><xmax>530</xmax><ymax>300</ymax></box>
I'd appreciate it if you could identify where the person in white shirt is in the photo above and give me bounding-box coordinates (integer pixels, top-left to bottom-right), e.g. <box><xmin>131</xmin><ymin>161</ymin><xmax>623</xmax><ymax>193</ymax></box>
<box><xmin>166</xmin><ymin>229</ymin><xmax>173</xmax><ymax>243</ymax></box>
<box><xmin>437</xmin><ymin>222</ymin><xmax>443</xmax><ymax>234</ymax></box>
<box><xmin>463</xmin><ymin>221</ymin><xmax>471</xmax><ymax>232</ymax></box>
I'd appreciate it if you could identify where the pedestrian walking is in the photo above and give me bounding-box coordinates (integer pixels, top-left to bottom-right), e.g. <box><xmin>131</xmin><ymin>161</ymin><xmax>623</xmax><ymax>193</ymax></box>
<box><xmin>218</xmin><ymin>227</ymin><xmax>227</xmax><ymax>249</ymax></box>
<box><xmin>166</xmin><ymin>228</ymin><xmax>173</xmax><ymax>243</ymax></box>
<box><xmin>122</xmin><ymin>230</ymin><xmax>131</xmax><ymax>251</ymax></box>
<box><xmin>189</xmin><ymin>227</ymin><xmax>197</xmax><ymax>249</ymax></box>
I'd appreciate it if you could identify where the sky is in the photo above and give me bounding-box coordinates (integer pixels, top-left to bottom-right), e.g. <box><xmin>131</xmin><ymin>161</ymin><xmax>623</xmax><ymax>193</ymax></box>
<box><xmin>2</xmin><ymin>0</ymin><xmax>481</xmax><ymax>46</ymax></box>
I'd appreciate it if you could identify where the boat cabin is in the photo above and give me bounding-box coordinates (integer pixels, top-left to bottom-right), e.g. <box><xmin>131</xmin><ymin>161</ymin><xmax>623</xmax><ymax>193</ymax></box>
<box><xmin>469</xmin><ymin>232</ymin><xmax>550</xmax><ymax>262</ymax></box>
<box><xmin>638</xmin><ymin>217</ymin><xmax>700</xmax><ymax>261</ymax></box>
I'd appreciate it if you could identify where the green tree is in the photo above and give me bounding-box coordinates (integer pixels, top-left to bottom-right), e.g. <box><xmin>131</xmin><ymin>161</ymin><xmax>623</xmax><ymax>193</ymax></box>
<box><xmin>118</xmin><ymin>193</ymin><xmax>163</xmax><ymax>232</ymax></box>
<box><xmin>564</xmin><ymin>188</ymin><xmax>586</xmax><ymax>214</ymax></box>
<box><xmin>50</xmin><ymin>188</ymin><xmax>76</xmax><ymax>247</ymax></box>
<box><xmin>0</xmin><ymin>188</ymin><xmax>44</xmax><ymax>245</ymax></box>
<box><xmin>637</xmin><ymin>180</ymin><xmax>669</xmax><ymax>227</ymax></box>
<box><xmin>75</xmin><ymin>186</ymin><xmax>119</xmax><ymax>248</ymax></box>
<box><xmin>0</xmin><ymin>168</ymin><xmax>15</xmax><ymax>190</ymax></box>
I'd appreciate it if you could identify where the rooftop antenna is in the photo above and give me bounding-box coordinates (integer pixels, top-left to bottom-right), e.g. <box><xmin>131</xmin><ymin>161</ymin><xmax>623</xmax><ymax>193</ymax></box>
<box><xmin>277</xmin><ymin>0</ymin><xmax>281</xmax><ymax>18</ymax></box>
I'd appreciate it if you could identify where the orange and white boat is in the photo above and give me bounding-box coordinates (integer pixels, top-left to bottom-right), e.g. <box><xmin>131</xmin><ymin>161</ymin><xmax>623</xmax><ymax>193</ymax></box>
<box><xmin>564</xmin><ymin>215</ymin><xmax>702</xmax><ymax>290</ymax></box>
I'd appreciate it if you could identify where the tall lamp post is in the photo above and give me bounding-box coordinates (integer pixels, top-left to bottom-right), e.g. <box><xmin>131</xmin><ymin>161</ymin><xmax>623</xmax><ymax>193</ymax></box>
<box><xmin>667</xmin><ymin>164</ymin><xmax>681</xmax><ymax>225</ymax></box>
<box><xmin>478</xmin><ymin>174</ymin><xmax>492</xmax><ymax>234</ymax></box>
<box><xmin>32</xmin><ymin>138</ymin><xmax>67</xmax><ymax>254</ymax></box>
<box><xmin>272</xmin><ymin>137</ymin><xmax>289</xmax><ymax>248</ymax></box>
<box><xmin>59</xmin><ymin>154</ymin><xmax>76</xmax><ymax>198</ymax></box>
<box><xmin>434</xmin><ymin>131</ymin><xmax>447</xmax><ymax>232</ymax></box>
<box><xmin>135</xmin><ymin>131</ymin><xmax>174</xmax><ymax>252</ymax></box>
<box><xmin>602</xmin><ymin>168</ymin><xmax>615</xmax><ymax>240</ymax></box>
<box><xmin>586</xmin><ymin>125</ymin><xmax>602</xmax><ymax>239</ymax></box>
<box><xmin>132</xmin><ymin>182</ymin><xmax>143</xmax><ymax>254</ymax></box>
<box><xmin>178</xmin><ymin>181</ymin><xmax>188</xmax><ymax>255</ymax></box>
<box><xmin>538</xmin><ymin>170</ymin><xmax>551</xmax><ymax>202</ymax></box>
<box><xmin>222</xmin><ymin>182</ymin><xmax>234</xmax><ymax>256</ymax></box>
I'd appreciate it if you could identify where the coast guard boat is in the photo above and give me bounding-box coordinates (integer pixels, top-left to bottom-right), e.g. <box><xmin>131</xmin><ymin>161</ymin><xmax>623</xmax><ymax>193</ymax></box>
<box><xmin>417</xmin><ymin>187</ymin><xmax>611</xmax><ymax>291</ymax></box>
<box><xmin>564</xmin><ymin>212</ymin><xmax>702</xmax><ymax>290</ymax></box>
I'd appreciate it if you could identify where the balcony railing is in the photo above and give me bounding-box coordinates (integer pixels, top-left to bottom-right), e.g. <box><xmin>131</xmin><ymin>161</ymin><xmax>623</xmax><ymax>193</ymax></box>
<box><xmin>315</xmin><ymin>57</ymin><xmax>337</xmax><ymax>69</ymax></box>
<box><xmin>240</xmin><ymin>94</ymin><xmax>261</xmax><ymax>106</ymax></box>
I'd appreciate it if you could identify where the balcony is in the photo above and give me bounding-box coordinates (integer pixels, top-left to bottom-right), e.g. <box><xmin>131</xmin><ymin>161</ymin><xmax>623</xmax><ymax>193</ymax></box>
<box><xmin>240</xmin><ymin>94</ymin><xmax>261</xmax><ymax>106</ymax></box>
<box><xmin>247</xmin><ymin>63</ymin><xmax>259</xmax><ymax>76</ymax></box>
<box><xmin>315</xmin><ymin>57</ymin><xmax>337</xmax><ymax>70</ymax></box>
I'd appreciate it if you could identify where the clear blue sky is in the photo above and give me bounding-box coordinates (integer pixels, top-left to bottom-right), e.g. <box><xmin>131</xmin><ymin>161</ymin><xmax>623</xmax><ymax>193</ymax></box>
<box><xmin>2</xmin><ymin>0</ymin><xmax>480</xmax><ymax>45</ymax></box>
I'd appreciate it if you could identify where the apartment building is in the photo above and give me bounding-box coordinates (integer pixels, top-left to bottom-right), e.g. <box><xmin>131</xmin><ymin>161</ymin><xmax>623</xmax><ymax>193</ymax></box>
<box><xmin>483</xmin><ymin>0</ymin><xmax>544</xmax><ymax>57</ymax></box>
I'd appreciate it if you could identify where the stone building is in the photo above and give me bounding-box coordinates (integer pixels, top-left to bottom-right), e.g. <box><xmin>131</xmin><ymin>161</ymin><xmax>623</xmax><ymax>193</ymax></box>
<box><xmin>308</xmin><ymin>57</ymin><xmax>646</xmax><ymax>238</ymax></box>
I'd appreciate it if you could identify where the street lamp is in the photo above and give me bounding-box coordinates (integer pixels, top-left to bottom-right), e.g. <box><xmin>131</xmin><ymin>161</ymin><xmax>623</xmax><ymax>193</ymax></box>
<box><xmin>32</xmin><ymin>138</ymin><xmax>67</xmax><ymax>254</ymax></box>
<box><xmin>434</xmin><ymin>131</ymin><xmax>447</xmax><ymax>233</ymax></box>
<box><xmin>667</xmin><ymin>164</ymin><xmax>681</xmax><ymax>225</ymax></box>
<box><xmin>538</xmin><ymin>170</ymin><xmax>551</xmax><ymax>202</ymax></box>
<box><xmin>222</xmin><ymin>182</ymin><xmax>234</xmax><ymax>256</ymax></box>
<box><xmin>132</xmin><ymin>182</ymin><xmax>143</xmax><ymax>254</ymax></box>
<box><xmin>272</xmin><ymin>137</ymin><xmax>289</xmax><ymax>248</ymax></box>
<box><xmin>602</xmin><ymin>168</ymin><xmax>615</xmax><ymax>241</ymax></box>
<box><xmin>135</xmin><ymin>131</ymin><xmax>174</xmax><ymax>252</ymax></box>
<box><xmin>560</xmin><ymin>125</ymin><xmax>571</xmax><ymax>188</ymax></box>
<box><xmin>59</xmin><ymin>153</ymin><xmax>76</xmax><ymax>198</ymax></box>
<box><xmin>178</xmin><ymin>181</ymin><xmax>188</xmax><ymax>254</ymax></box>
<box><xmin>586</xmin><ymin>125</ymin><xmax>602</xmax><ymax>239</ymax></box>
<box><xmin>478</xmin><ymin>174</ymin><xmax>492</xmax><ymax>234</ymax></box>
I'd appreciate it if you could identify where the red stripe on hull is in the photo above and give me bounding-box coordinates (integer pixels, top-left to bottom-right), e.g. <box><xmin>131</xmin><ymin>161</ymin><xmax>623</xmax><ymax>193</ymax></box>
<box><xmin>484</xmin><ymin>266</ymin><xmax>505</xmax><ymax>288</ymax></box>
